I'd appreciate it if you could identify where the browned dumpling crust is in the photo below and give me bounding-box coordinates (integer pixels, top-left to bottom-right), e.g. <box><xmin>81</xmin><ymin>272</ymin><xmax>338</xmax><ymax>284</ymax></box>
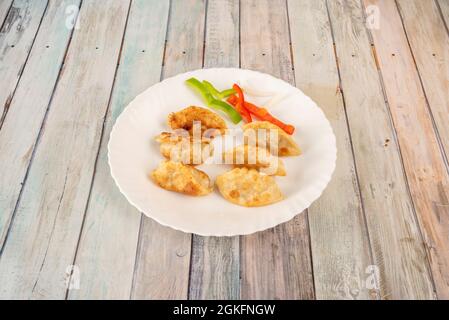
<box><xmin>243</xmin><ymin>121</ymin><xmax>301</xmax><ymax>157</ymax></box>
<box><xmin>155</xmin><ymin>132</ymin><xmax>213</xmax><ymax>165</ymax></box>
<box><xmin>168</xmin><ymin>106</ymin><xmax>227</xmax><ymax>136</ymax></box>
<box><xmin>222</xmin><ymin>145</ymin><xmax>286</xmax><ymax>176</ymax></box>
<box><xmin>151</xmin><ymin>160</ymin><xmax>213</xmax><ymax>196</ymax></box>
<box><xmin>216</xmin><ymin>168</ymin><xmax>284</xmax><ymax>207</ymax></box>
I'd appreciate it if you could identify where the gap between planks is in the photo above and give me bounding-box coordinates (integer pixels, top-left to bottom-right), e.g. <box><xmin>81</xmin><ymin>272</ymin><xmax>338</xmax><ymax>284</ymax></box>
<box><xmin>363</xmin><ymin>0</ymin><xmax>449</xmax><ymax>298</ymax></box>
<box><xmin>0</xmin><ymin>0</ymin><xmax>83</xmax><ymax>255</ymax></box>
<box><xmin>394</xmin><ymin>0</ymin><xmax>449</xmax><ymax>173</ymax></box>
<box><xmin>64</xmin><ymin>0</ymin><xmax>133</xmax><ymax>299</ymax></box>
<box><xmin>0</xmin><ymin>0</ymin><xmax>49</xmax><ymax>130</ymax></box>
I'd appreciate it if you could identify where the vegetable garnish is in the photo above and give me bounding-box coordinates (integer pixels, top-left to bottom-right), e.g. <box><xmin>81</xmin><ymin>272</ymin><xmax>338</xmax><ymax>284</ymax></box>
<box><xmin>209</xmin><ymin>99</ymin><xmax>242</xmax><ymax>124</ymax></box>
<box><xmin>186</xmin><ymin>78</ymin><xmax>214</xmax><ymax>105</ymax></box>
<box><xmin>219</xmin><ymin>88</ymin><xmax>237</xmax><ymax>99</ymax></box>
<box><xmin>227</xmin><ymin>94</ymin><xmax>237</xmax><ymax>105</ymax></box>
<box><xmin>186</xmin><ymin>78</ymin><xmax>242</xmax><ymax>124</ymax></box>
<box><xmin>203</xmin><ymin>80</ymin><xmax>236</xmax><ymax>99</ymax></box>
<box><xmin>228</xmin><ymin>89</ymin><xmax>295</xmax><ymax>135</ymax></box>
<box><xmin>244</xmin><ymin>101</ymin><xmax>295</xmax><ymax>135</ymax></box>
<box><xmin>232</xmin><ymin>84</ymin><xmax>252</xmax><ymax>123</ymax></box>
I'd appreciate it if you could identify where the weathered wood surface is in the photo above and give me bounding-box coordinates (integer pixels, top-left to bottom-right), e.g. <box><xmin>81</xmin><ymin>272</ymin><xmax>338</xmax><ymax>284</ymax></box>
<box><xmin>327</xmin><ymin>0</ymin><xmax>434</xmax><ymax>299</ymax></box>
<box><xmin>396</xmin><ymin>0</ymin><xmax>449</xmax><ymax>165</ymax></box>
<box><xmin>130</xmin><ymin>0</ymin><xmax>206</xmax><ymax>300</ymax></box>
<box><xmin>0</xmin><ymin>0</ymin><xmax>448</xmax><ymax>300</ymax></box>
<box><xmin>0</xmin><ymin>0</ymin><xmax>130</xmax><ymax>299</ymax></box>
<box><xmin>438</xmin><ymin>0</ymin><xmax>449</xmax><ymax>26</ymax></box>
<box><xmin>0</xmin><ymin>0</ymin><xmax>47</xmax><ymax>124</ymax></box>
<box><xmin>0</xmin><ymin>0</ymin><xmax>13</xmax><ymax>28</ymax></box>
<box><xmin>364</xmin><ymin>0</ymin><xmax>449</xmax><ymax>299</ymax></box>
<box><xmin>0</xmin><ymin>0</ymin><xmax>80</xmax><ymax>254</ymax></box>
<box><xmin>288</xmin><ymin>0</ymin><xmax>373</xmax><ymax>300</ymax></box>
<box><xmin>189</xmin><ymin>0</ymin><xmax>240</xmax><ymax>300</ymax></box>
<box><xmin>239</xmin><ymin>0</ymin><xmax>314</xmax><ymax>299</ymax></box>
<box><xmin>67</xmin><ymin>0</ymin><xmax>169</xmax><ymax>300</ymax></box>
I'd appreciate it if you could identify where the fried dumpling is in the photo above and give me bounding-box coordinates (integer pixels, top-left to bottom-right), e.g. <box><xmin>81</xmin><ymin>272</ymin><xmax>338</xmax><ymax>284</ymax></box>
<box><xmin>155</xmin><ymin>132</ymin><xmax>213</xmax><ymax>165</ymax></box>
<box><xmin>151</xmin><ymin>160</ymin><xmax>213</xmax><ymax>196</ymax></box>
<box><xmin>168</xmin><ymin>106</ymin><xmax>227</xmax><ymax>136</ymax></box>
<box><xmin>222</xmin><ymin>145</ymin><xmax>286</xmax><ymax>176</ymax></box>
<box><xmin>216</xmin><ymin>168</ymin><xmax>284</xmax><ymax>207</ymax></box>
<box><xmin>243</xmin><ymin>121</ymin><xmax>301</xmax><ymax>157</ymax></box>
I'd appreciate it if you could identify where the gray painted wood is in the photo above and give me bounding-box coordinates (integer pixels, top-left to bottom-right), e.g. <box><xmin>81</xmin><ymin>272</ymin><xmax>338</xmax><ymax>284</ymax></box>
<box><xmin>0</xmin><ymin>0</ymin><xmax>48</xmax><ymax>123</ymax></box>
<box><xmin>0</xmin><ymin>0</ymin><xmax>80</xmax><ymax>254</ymax></box>
<box><xmin>239</xmin><ymin>0</ymin><xmax>314</xmax><ymax>299</ymax></box>
<box><xmin>365</xmin><ymin>0</ymin><xmax>449</xmax><ymax>299</ymax></box>
<box><xmin>327</xmin><ymin>0</ymin><xmax>435</xmax><ymax>299</ymax></box>
<box><xmin>130</xmin><ymin>0</ymin><xmax>206</xmax><ymax>300</ymax></box>
<box><xmin>68</xmin><ymin>0</ymin><xmax>169</xmax><ymax>300</ymax></box>
<box><xmin>288</xmin><ymin>0</ymin><xmax>374</xmax><ymax>300</ymax></box>
<box><xmin>0</xmin><ymin>0</ymin><xmax>130</xmax><ymax>299</ymax></box>
<box><xmin>188</xmin><ymin>0</ymin><xmax>240</xmax><ymax>300</ymax></box>
<box><xmin>0</xmin><ymin>0</ymin><xmax>446</xmax><ymax>300</ymax></box>
<box><xmin>0</xmin><ymin>0</ymin><xmax>13</xmax><ymax>28</ymax></box>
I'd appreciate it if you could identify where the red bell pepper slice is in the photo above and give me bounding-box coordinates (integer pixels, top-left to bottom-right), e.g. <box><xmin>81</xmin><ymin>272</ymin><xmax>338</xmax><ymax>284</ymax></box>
<box><xmin>227</xmin><ymin>92</ymin><xmax>295</xmax><ymax>135</ymax></box>
<box><xmin>232</xmin><ymin>84</ymin><xmax>252</xmax><ymax>123</ymax></box>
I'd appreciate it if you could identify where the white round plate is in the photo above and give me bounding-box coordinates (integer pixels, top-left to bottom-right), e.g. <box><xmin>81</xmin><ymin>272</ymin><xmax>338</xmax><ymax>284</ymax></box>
<box><xmin>108</xmin><ymin>68</ymin><xmax>336</xmax><ymax>236</ymax></box>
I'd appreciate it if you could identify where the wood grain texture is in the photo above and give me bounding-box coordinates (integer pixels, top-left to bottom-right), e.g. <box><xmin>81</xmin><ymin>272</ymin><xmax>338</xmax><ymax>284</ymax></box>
<box><xmin>364</xmin><ymin>0</ymin><xmax>449</xmax><ymax>299</ymax></box>
<box><xmin>288</xmin><ymin>0</ymin><xmax>373</xmax><ymax>300</ymax></box>
<box><xmin>204</xmin><ymin>0</ymin><xmax>239</xmax><ymax>67</ymax></box>
<box><xmin>396</xmin><ymin>0</ymin><xmax>449</xmax><ymax>165</ymax></box>
<box><xmin>0</xmin><ymin>0</ymin><xmax>47</xmax><ymax>123</ymax></box>
<box><xmin>0</xmin><ymin>0</ymin><xmax>130</xmax><ymax>299</ymax></box>
<box><xmin>0</xmin><ymin>0</ymin><xmax>13</xmax><ymax>28</ymax></box>
<box><xmin>67</xmin><ymin>0</ymin><xmax>169</xmax><ymax>300</ymax></box>
<box><xmin>239</xmin><ymin>0</ymin><xmax>314</xmax><ymax>299</ymax></box>
<box><xmin>130</xmin><ymin>0</ymin><xmax>206</xmax><ymax>300</ymax></box>
<box><xmin>189</xmin><ymin>236</ymin><xmax>239</xmax><ymax>299</ymax></box>
<box><xmin>0</xmin><ymin>0</ymin><xmax>80</xmax><ymax>254</ymax></box>
<box><xmin>438</xmin><ymin>0</ymin><xmax>449</xmax><ymax>27</ymax></box>
<box><xmin>189</xmin><ymin>0</ymin><xmax>239</xmax><ymax>300</ymax></box>
<box><xmin>327</xmin><ymin>0</ymin><xmax>434</xmax><ymax>299</ymax></box>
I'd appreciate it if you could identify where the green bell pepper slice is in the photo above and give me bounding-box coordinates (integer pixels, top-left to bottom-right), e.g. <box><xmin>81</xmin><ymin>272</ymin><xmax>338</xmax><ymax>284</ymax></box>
<box><xmin>203</xmin><ymin>80</ymin><xmax>236</xmax><ymax>99</ymax></box>
<box><xmin>186</xmin><ymin>77</ymin><xmax>242</xmax><ymax>124</ymax></box>
<box><xmin>219</xmin><ymin>88</ymin><xmax>236</xmax><ymax>98</ymax></box>
<box><xmin>209</xmin><ymin>99</ymin><xmax>242</xmax><ymax>124</ymax></box>
<box><xmin>185</xmin><ymin>78</ymin><xmax>214</xmax><ymax>105</ymax></box>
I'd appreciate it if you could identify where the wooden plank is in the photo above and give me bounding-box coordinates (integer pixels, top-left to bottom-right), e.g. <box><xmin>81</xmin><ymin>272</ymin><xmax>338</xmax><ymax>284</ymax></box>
<box><xmin>287</xmin><ymin>0</ymin><xmax>373</xmax><ymax>300</ymax></box>
<box><xmin>0</xmin><ymin>0</ymin><xmax>13</xmax><ymax>28</ymax></box>
<box><xmin>0</xmin><ymin>0</ymin><xmax>80</xmax><ymax>254</ymax></box>
<box><xmin>130</xmin><ymin>0</ymin><xmax>206</xmax><ymax>300</ymax></box>
<box><xmin>327</xmin><ymin>0</ymin><xmax>435</xmax><ymax>299</ymax></box>
<box><xmin>438</xmin><ymin>0</ymin><xmax>449</xmax><ymax>27</ymax></box>
<box><xmin>203</xmin><ymin>0</ymin><xmax>239</xmax><ymax>67</ymax></box>
<box><xmin>364</xmin><ymin>0</ymin><xmax>449</xmax><ymax>299</ymax></box>
<box><xmin>0</xmin><ymin>0</ymin><xmax>48</xmax><ymax>124</ymax></box>
<box><xmin>239</xmin><ymin>0</ymin><xmax>314</xmax><ymax>299</ymax></box>
<box><xmin>188</xmin><ymin>0</ymin><xmax>239</xmax><ymax>300</ymax></box>
<box><xmin>67</xmin><ymin>0</ymin><xmax>169</xmax><ymax>300</ymax></box>
<box><xmin>0</xmin><ymin>0</ymin><xmax>130</xmax><ymax>299</ymax></box>
<box><xmin>396</xmin><ymin>0</ymin><xmax>449</xmax><ymax>164</ymax></box>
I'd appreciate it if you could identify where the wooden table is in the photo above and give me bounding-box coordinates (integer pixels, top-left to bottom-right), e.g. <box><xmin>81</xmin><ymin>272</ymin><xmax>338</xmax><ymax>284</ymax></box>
<box><xmin>0</xmin><ymin>0</ymin><xmax>448</xmax><ymax>300</ymax></box>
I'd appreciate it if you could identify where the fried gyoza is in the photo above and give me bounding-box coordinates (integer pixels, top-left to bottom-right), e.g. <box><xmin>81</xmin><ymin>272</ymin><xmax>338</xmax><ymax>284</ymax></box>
<box><xmin>168</xmin><ymin>106</ymin><xmax>227</xmax><ymax>136</ymax></box>
<box><xmin>155</xmin><ymin>132</ymin><xmax>213</xmax><ymax>165</ymax></box>
<box><xmin>243</xmin><ymin>121</ymin><xmax>301</xmax><ymax>157</ymax></box>
<box><xmin>216</xmin><ymin>168</ymin><xmax>284</xmax><ymax>207</ymax></box>
<box><xmin>151</xmin><ymin>160</ymin><xmax>213</xmax><ymax>196</ymax></box>
<box><xmin>222</xmin><ymin>145</ymin><xmax>286</xmax><ymax>176</ymax></box>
